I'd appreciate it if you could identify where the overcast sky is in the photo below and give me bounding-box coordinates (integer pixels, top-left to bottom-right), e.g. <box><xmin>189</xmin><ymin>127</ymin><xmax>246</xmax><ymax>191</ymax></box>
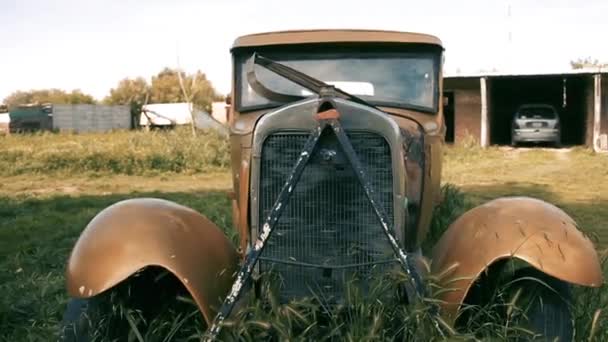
<box><xmin>1</xmin><ymin>0</ymin><xmax>606</xmax><ymax>101</ymax></box>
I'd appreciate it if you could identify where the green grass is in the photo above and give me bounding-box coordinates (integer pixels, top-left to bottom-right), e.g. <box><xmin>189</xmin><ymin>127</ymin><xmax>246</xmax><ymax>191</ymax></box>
<box><xmin>0</xmin><ymin>130</ymin><xmax>607</xmax><ymax>340</ymax></box>
<box><xmin>0</xmin><ymin>190</ymin><xmax>234</xmax><ymax>341</ymax></box>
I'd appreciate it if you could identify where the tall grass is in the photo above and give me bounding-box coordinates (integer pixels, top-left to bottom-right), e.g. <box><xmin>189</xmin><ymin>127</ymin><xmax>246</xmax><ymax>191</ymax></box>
<box><xmin>2</xmin><ymin>131</ymin><xmax>607</xmax><ymax>340</ymax></box>
<box><xmin>217</xmin><ymin>271</ymin><xmax>453</xmax><ymax>341</ymax></box>
<box><xmin>573</xmin><ymin>250</ymin><xmax>608</xmax><ymax>341</ymax></box>
<box><xmin>422</xmin><ymin>184</ymin><xmax>470</xmax><ymax>254</ymax></box>
<box><xmin>60</xmin><ymin>184</ymin><xmax>605</xmax><ymax>341</ymax></box>
<box><xmin>0</xmin><ymin>128</ymin><xmax>230</xmax><ymax>175</ymax></box>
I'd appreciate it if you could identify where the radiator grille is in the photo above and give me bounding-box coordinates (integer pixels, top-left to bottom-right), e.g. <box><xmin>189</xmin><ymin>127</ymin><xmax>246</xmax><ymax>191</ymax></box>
<box><xmin>258</xmin><ymin>131</ymin><xmax>398</xmax><ymax>302</ymax></box>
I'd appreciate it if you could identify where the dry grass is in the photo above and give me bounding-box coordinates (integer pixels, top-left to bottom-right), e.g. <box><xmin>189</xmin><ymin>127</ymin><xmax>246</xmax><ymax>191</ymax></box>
<box><xmin>0</xmin><ymin>128</ymin><xmax>230</xmax><ymax>175</ymax></box>
<box><xmin>444</xmin><ymin>144</ymin><xmax>608</xmax><ymax>248</ymax></box>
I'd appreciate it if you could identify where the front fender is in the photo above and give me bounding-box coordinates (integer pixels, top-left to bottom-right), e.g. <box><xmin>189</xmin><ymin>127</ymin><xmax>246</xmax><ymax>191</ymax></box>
<box><xmin>431</xmin><ymin>197</ymin><xmax>603</xmax><ymax>323</ymax></box>
<box><xmin>66</xmin><ymin>198</ymin><xmax>239</xmax><ymax>324</ymax></box>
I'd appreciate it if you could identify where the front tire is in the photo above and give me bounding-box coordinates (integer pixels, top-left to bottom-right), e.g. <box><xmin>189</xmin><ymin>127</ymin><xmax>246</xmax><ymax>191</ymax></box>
<box><xmin>458</xmin><ymin>264</ymin><xmax>573</xmax><ymax>341</ymax></box>
<box><xmin>60</xmin><ymin>267</ymin><xmax>203</xmax><ymax>341</ymax></box>
<box><xmin>554</xmin><ymin>138</ymin><xmax>562</xmax><ymax>148</ymax></box>
<box><xmin>504</xmin><ymin>267</ymin><xmax>573</xmax><ymax>341</ymax></box>
<box><xmin>61</xmin><ymin>296</ymin><xmax>116</xmax><ymax>342</ymax></box>
<box><xmin>61</xmin><ymin>298</ymin><xmax>91</xmax><ymax>342</ymax></box>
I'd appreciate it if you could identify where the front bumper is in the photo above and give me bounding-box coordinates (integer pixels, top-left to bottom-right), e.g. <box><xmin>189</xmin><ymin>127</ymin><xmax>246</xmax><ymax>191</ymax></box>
<box><xmin>512</xmin><ymin>128</ymin><xmax>560</xmax><ymax>143</ymax></box>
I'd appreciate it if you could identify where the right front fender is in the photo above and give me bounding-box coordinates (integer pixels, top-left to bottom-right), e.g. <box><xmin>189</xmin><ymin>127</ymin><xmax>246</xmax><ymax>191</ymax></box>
<box><xmin>66</xmin><ymin>198</ymin><xmax>239</xmax><ymax>324</ymax></box>
<box><xmin>431</xmin><ymin>197</ymin><xmax>603</xmax><ymax>323</ymax></box>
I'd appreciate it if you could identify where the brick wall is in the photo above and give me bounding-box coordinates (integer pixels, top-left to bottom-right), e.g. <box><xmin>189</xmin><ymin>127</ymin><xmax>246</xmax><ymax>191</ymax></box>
<box><xmin>445</xmin><ymin>78</ymin><xmax>481</xmax><ymax>143</ymax></box>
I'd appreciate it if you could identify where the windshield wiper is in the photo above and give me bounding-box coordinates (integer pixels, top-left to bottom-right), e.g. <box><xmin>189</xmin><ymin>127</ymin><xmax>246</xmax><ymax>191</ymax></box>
<box><xmin>246</xmin><ymin>53</ymin><xmax>377</xmax><ymax>109</ymax></box>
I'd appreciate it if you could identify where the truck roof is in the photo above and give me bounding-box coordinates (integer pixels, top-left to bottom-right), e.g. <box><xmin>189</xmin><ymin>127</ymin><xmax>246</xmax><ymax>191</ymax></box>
<box><xmin>232</xmin><ymin>29</ymin><xmax>443</xmax><ymax>50</ymax></box>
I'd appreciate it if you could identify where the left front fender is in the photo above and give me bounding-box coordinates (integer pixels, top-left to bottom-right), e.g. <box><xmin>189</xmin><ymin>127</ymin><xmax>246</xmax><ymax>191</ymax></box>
<box><xmin>66</xmin><ymin>198</ymin><xmax>239</xmax><ymax>324</ymax></box>
<box><xmin>431</xmin><ymin>197</ymin><xmax>603</xmax><ymax>323</ymax></box>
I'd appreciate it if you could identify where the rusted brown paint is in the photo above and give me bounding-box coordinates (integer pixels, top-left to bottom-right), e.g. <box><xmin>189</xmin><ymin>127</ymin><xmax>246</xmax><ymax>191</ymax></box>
<box><xmin>387</xmin><ymin>113</ymin><xmax>444</xmax><ymax>246</ymax></box>
<box><xmin>229</xmin><ymin>31</ymin><xmax>446</xmax><ymax>250</ymax></box>
<box><xmin>232</xmin><ymin>29</ymin><xmax>443</xmax><ymax>50</ymax></box>
<box><xmin>237</xmin><ymin>158</ymin><xmax>251</xmax><ymax>255</ymax></box>
<box><xmin>65</xmin><ymin>29</ymin><xmax>604</xmax><ymax>334</ymax></box>
<box><xmin>417</xmin><ymin>135</ymin><xmax>443</xmax><ymax>243</ymax></box>
<box><xmin>314</xmin><ymin>109</ymin><xmax>340</xmax><ymax>121</ymax></box>
<box><xmin>431</xmin><ymin>197</ymin><xmax>603</xmax><ymax>324</ymax></box>
<box><xmin>65</xmin><ymin>198</ymin><xmax>239</xmax><ymax>324</ymax></box>
<box><xmin>228</xmin><ymin>113</ymin><xmax>444</xmax><ymax>244</ymax></box>
<box><xmin>177</xmin><ymin>31</ymin><xmax>440</xmax><ymax>274</ymax></box>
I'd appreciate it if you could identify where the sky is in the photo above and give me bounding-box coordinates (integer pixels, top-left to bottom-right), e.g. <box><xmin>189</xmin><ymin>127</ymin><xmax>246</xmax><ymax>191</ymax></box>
<box><xmin>1</xmin><ymin>0</ymin><xmax>607</xmax><ymax>101</ymax></box>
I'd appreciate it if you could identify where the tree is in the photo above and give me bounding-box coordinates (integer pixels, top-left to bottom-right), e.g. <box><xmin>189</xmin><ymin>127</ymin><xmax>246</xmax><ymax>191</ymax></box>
<box><xmin>570</xmin><ymin>57</ymin><xmax>607</xmax><ymax>70</ymax></box>
<box><xmin>103</xmin><ymin>77</ymin><xmax>152</xmax><ymax>129</ymax></box>
<box><xmin>3</xmin><ymin>89</ymin><xmax>96</xmax><ymax>108</ymax></box>
<box><xmin>103</xmin><ymin>77</ymin><xmax>149</xmax><ymax>106</ymax></box>
<box><xmin>149</xmin><ymin>68</ymin><xmax>221</xmax><ymax>113</ymax></box>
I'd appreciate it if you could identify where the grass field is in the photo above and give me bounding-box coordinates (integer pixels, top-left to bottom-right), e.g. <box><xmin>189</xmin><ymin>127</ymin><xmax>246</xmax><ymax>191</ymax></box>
<box><xmin>0</xmin><ymin>130</ymin><xmax>606</xmax><ymax>340</ymax></box>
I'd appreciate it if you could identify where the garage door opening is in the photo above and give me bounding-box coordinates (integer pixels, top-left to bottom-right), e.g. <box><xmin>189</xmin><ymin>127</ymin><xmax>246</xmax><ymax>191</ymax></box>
<box><xmin>443</xmin><ymin>92</ymin><xmax>455</xmax><ymax>143</ymax></box>
<box><xmin>489</xmin><ymin>76</ymin><xmax>588</xmax><ymax>146</ymax></box>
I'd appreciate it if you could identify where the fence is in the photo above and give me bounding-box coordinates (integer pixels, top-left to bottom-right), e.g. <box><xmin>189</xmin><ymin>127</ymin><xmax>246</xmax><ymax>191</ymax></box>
<box><xmin>53</xmin><ymin>104</ymin><xmax>130</xmax><ymax>133</ymax></box>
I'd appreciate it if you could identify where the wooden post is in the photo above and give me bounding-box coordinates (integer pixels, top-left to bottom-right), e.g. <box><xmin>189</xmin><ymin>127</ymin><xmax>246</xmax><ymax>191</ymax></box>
<box><xmin>594</xmin><ymin>74</ymin><xmax>602</xmax><ymax>152</ymax></box>
<box><xmin>480</xmin><ymin>77</ymin><xmax>489</xmax><ymax>147</ymax></box>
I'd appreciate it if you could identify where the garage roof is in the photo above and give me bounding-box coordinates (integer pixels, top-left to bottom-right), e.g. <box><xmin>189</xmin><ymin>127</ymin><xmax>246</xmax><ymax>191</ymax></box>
<box><xmin>445</xmin><ymin>68</ymin><xmax>608</xmax><ymax>79</ymax></box>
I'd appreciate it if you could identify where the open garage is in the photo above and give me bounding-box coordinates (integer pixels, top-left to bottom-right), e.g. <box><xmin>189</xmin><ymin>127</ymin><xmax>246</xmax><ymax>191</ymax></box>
<box><xmin>444</xmin><ymin>71</ymin><xmax>608</xmax><ymax>151</ymax></box>
<box><xmin>489</xmin><ymin>75</ymin><xmax>588</xmax><ymax>146</ymax></box>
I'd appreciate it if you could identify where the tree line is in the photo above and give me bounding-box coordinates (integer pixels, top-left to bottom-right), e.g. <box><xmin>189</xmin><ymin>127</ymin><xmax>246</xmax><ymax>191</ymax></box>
<box><xmin>5</xmin><ymin>56</ymin><xmax>605</xmax><ymax>111</ymax></box>
<box><xmin>2</xmin><ymin>68</ymin><xmax>223</xmax><ymax>113</ymax></box>
<box><xmin>570</xmin><ymin>57</ymin><xmax>607</xmax><ymax>70</ymax></box>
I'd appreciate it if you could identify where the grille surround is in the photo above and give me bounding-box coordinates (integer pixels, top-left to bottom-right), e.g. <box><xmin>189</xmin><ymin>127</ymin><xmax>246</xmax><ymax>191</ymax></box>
<box><xmin>257</xmin><ymin>130</ymin><xmax>399</xmax><ymax>302</ymax></box>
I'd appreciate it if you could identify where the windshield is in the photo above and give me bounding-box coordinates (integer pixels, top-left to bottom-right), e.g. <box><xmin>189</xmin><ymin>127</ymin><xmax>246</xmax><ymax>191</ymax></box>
<box><xmin>235</xmin><ymin>49</ymin><xmax>439</xmax><ymax>113</ymax></box>
<box><xmin>517</xmin><ymin>107</ymin><xmax>557</xmax><ymax>119</ymax></box>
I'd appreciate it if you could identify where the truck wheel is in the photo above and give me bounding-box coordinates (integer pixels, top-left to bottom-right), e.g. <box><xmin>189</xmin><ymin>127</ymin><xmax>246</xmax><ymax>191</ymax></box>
<box><xmin>60</xmin><ymin>296</ymin><xmax>115</xmax><ymax>342</ymax></box>
<box><xmin>60</xmin><ymin>267</ymin><xmax>200</xmax><ymax>341</ymax></box>
<box><xmin>61</xmin><ymin>298</ymin><xmax>89</xmax><ymax>342</ymax></box>
<box><xmin>504</xmin><ymin>267</ymin><xmax>573</xmax><ymax>341</ymax></box>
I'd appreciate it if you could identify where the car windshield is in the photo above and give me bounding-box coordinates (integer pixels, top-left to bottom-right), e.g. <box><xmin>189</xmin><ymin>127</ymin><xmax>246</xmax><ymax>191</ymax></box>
<box><xmin>517</xmin><ymin>107</ymin><xmax>557</xmax><ymax>119</ymax></box>
<box><xmin>235</xmin><ymin>49</ymin><xmax>439</xmax><ymax>112</ymax></box>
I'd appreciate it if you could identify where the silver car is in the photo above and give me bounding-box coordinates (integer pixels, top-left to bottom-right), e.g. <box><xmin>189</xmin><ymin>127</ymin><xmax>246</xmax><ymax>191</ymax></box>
<box><xmin>511</xmin><ymin>104</ymin><xmax>561</xmax><ymax>147</ymax></box>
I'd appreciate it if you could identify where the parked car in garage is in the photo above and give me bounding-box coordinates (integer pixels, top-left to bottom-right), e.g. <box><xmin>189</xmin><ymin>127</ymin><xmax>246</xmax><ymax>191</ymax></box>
<box><xmin>511</xmin><ymin>104</ymin><xmax>561</xmax><ymax>147</ymax></box>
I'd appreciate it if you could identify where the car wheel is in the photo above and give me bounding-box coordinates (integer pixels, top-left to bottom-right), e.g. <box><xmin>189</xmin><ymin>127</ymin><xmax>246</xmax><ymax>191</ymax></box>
<box><xmin>554</xmin><ymin>139</ymin><xmax>562</xmax><ymax>148</ymax></box>
<box><xmin>503</xmin><ymin>267</ymin><xmax>573</xmax><ymax>341</ymax></box>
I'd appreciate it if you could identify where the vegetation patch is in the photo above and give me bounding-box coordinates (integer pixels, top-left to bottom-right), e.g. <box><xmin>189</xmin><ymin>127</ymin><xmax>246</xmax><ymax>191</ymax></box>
<box><xmin>1</xmin><ymin>132</ymin><xmax>607</xmax><ymax>340</ymax></box>
<box><xmin>0</xmin><ymin>128</ymin><xmax>230</xmax><ymax>176</ymax></box>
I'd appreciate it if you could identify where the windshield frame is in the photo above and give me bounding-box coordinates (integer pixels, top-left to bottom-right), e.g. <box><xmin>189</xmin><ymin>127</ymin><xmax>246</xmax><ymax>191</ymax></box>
<box><xmin>232</xmin><ymin>43</ymin><xmax>442</xmax><ymax>114</ymax></box>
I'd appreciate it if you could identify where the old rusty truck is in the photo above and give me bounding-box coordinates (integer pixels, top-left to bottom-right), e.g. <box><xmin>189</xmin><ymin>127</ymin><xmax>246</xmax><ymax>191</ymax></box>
<box><xmin>61</xmin><ymin>30</ymin><xmax>603</xmax><ymax>341</ymax></box>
